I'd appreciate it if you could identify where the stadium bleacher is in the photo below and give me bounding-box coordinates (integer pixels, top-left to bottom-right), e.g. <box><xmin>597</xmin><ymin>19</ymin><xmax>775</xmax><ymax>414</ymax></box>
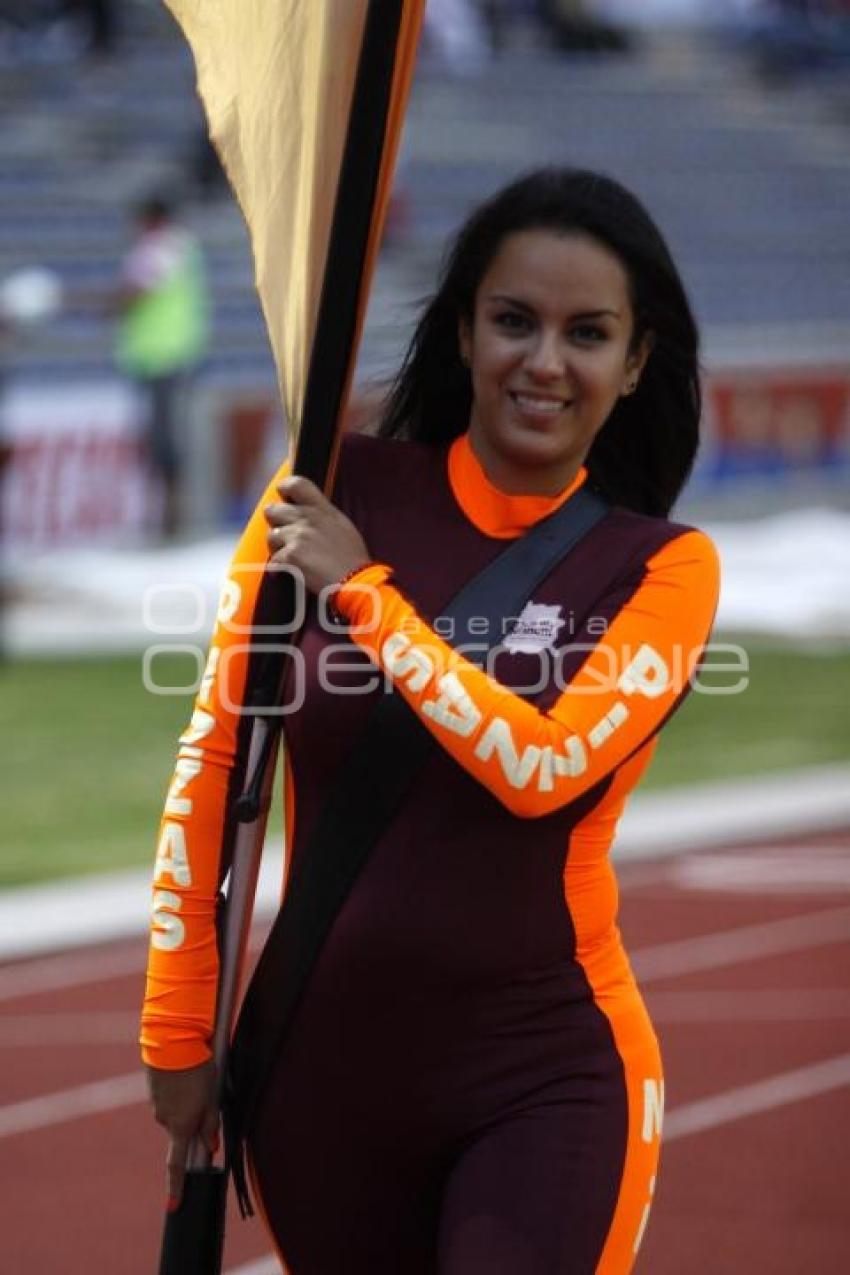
<box><xmin>0</xmin><ymin>4</ymin><xmax>848</xmax><ymax>381</ymax></box>
<box><xmin>1</xmin><ymin>2</ymin><xmax>847</xmax><ymax>537</ymax></box>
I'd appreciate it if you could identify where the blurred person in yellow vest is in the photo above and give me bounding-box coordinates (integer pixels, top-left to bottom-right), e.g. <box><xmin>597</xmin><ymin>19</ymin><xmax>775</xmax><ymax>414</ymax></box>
<box><xmin>115</xmin><ymin>191</ymin><xmax>208</xmax><ymax>538</ymax></box>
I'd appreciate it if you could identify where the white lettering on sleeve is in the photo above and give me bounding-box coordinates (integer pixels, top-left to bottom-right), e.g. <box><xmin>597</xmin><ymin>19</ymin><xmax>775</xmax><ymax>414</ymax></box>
<box><xmin>474</xmin><ymin>718</ymin><xmax>543</xmax><ymax>791</ymax></box>
<box><xmin>180</xmin><ymin>707</ymin><xmax>216</xmax><ymax>747</ymax></box>
<box><xmin>588</xmin><ymin>701</ymin><xmax>629</xmax><ymax>749</ymax></box>
<box><xmin>552</xmin><ymin>735</ymin><xmax>588</xmax><ymax>780</ymax></box>
<box><xmin>422</xmin><ymin>672</ymin><xmax>482</xmax><ymax>738</ymax></box>
<box><xmin>382</xmin><ymin>632</ymin><xmax>435</xmax><ymax>692</ymax></box>
<box><xmin>164</xmin><ymin>756</ymin><xmax>203</xmax><ymax>817</ymax></box>
<box><xmin>619</xmin><ymin>645</ymin><xmax>670</xmax><ymax>699</ymax></box>
<box><xmin>519</xmin><ymin>734</ymin><xmax>589</xmax><ymax>793</ymax></box>
<box><xmin>199</xmin><ymin>646</ymin><xmax>221</xmax><ymax>706</ymax></box>
<box><xmin>151</xmin><ymin>890</ymin><xmax>185</xmax><ymax>951</ymax></box>
<box><xmin>536</xmin><ymin>747</ymin><xmax>555</xmax><ymax>792</ymax></box>
<box><xmin>154</xmin><ymin>822</ymin><xmax>192</xmax><ymax>888</ymax></box>
<box><xmin>216</xmin><ymin>579</ymin><xmax>241</xmax><ymax>625</ymax></box>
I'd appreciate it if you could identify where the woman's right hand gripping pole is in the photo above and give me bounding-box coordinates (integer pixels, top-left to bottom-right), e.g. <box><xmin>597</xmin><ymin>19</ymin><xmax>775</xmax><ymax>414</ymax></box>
<box><xmin>146</xmin><ymin>1058</ymin><xmax>220</xmax><ymax>1210</ymax></box>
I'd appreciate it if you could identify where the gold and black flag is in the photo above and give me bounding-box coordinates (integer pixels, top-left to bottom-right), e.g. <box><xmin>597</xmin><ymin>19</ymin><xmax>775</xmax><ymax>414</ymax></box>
<box><xmin>156</xmin><ymin>3</ymin><xmax>425</xmax><ymax>1270</ymax></box>
<box><xmin>165</xmin><ymin>0</ymin><xmax>423</xmax><ymax>473</ymax></box>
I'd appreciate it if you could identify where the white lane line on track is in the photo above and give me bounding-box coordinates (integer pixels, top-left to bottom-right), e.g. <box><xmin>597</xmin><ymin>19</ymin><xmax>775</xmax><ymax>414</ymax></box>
<box><xmin>630</xmin><ymin>904</ymin><xmax>850</xmax><ymax>982</ymax></box>
<box><xmin>646</xmin><ymin>988</ymin><xmax>850</xmax><ymax>1022</ymax></box>
<box><xmin>0</xmin><ymin>929</ymin><xmax>269</xmax><ymax>1004</ymax></box>
<box><xmin>672</xmin><ymin>849</ymin><xmax>850</xmax><ymax>894</ymax></box>
<box><xmin>0</xmin><ymin>945</ymin><xmax>147</xmax><ymax>1003</ymax></box>
<box><xmin>664</xmin><ymin>1054</ymin><xmax>850</xmax><ymax>1141</ymax></box>
<box><xmin>0</xmin><ymin>1071</ymin><xmax>146</xmax><ymax>1138</ymax></box>
<box><xmin>0</xmin><ymin>1011</ymin><xmax>141</xmax><ymax>1046</ymax></box>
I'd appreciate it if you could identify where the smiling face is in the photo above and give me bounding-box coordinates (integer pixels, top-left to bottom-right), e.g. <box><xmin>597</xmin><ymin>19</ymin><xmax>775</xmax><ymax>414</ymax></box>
<box><xmin>458</xmin><ymin>228</ymin><xmax>652</xmax><ymax>495</ymax></box>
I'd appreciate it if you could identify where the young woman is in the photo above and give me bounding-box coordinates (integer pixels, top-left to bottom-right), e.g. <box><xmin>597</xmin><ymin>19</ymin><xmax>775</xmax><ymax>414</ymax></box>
<box><xmin>142</xmin><ymin>168</ymin><xmax>719</xmax><ymax>1274</ymax></box>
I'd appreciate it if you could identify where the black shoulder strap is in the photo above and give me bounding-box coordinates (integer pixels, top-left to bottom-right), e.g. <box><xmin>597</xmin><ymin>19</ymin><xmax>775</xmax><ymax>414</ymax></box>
<box><xmin>446</xmin><ymin>487</ymin><xmax>607</xmax><ymax>660</ymax></box>
<box><xmin>224</xmin><ymin>487</ymin><xmax>608</xmax><ymax>1207</ymax></box>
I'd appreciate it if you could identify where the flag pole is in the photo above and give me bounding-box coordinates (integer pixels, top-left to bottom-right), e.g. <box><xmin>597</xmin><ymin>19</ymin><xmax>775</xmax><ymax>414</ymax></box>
<box><xmin>156</xmin><ymin>2</ymin><xmax>423</xmax><ymax>1269</ymax></box>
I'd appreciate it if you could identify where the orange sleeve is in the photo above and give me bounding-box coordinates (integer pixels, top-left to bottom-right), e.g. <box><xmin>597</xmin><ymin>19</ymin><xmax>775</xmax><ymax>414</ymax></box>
<box><xmin>335</xmin><ymin>529</ymin><xmax>719</xmax><ymax>819</ymax></box>
<box><xmin>140</xmin><ymin>460</ymin><xmax>290</xmax><ymax>1069</ymax></box>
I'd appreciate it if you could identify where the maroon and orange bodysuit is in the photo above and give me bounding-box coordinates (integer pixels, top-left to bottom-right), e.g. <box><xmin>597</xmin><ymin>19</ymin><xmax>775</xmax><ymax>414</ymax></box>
<box><xmin>142</xmin><ymin>431</ymin><xmax>719</xmax><ymax>1273</ymax></box>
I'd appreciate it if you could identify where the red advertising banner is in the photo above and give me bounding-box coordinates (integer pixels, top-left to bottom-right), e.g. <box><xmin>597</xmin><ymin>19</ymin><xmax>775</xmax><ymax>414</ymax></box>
<box><xmin>704</xmin><ymin>367</ymin><xmax>850</xmax><ymax>479</ymax></box>
<box><xmin>1</xmin><ymin>383</ymin><xmax>148</xmax><ymax>546</ymax></box>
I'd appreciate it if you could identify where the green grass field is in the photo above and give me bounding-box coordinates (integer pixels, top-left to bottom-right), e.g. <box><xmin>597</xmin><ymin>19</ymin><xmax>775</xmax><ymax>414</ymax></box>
<box><xmin>1</xmin><ymin>643</ymin><xmax>848</xmax><ymax>886</ymax></box>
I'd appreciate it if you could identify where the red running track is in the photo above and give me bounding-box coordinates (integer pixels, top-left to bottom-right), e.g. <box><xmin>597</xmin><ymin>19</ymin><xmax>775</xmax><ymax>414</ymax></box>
<box><xmin>1</xmin><ymin>828</ymin><xmax>848</xmax><ymax>1274</ymax></box>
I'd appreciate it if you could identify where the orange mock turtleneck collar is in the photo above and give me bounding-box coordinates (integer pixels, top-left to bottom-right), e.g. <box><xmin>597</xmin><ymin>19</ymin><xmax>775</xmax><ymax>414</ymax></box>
<box><xmin>447</xmin><ymin>433</ymin><xmax>588</xmax><ymax>540</ymax></box>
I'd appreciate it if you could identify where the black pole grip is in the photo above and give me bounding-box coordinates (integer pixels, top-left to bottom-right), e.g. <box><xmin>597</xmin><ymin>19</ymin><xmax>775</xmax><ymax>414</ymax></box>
<box><xmin>158</xmin><ymin>1168</ymin><xmax>227</xmax><ymax>1275</ymax></box>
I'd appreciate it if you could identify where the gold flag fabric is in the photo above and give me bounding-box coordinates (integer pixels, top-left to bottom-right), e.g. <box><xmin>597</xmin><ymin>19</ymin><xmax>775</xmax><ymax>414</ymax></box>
<box><xmin>164</xmin><ymin>0</ymin><xmax>424</xmax><ymax>449</ymax></box>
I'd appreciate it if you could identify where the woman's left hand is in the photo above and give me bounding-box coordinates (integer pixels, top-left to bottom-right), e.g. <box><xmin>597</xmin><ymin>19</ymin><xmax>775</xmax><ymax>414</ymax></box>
<box><xmin>265</xmin><ymin>475</ymin><xmax>371</xmax><ymax>595</ymax></box>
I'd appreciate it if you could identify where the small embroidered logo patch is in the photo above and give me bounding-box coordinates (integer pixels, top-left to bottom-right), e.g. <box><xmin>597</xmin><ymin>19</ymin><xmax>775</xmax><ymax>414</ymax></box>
<box><xmin>504</xmin><ymin>602</ymin><xmax>565</xmax><ymax>654</ymax></box>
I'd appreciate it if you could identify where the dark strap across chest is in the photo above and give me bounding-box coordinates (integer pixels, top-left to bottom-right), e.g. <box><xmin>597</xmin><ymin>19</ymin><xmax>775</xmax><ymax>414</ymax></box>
<box><xmin>223</xmin><ymin>486</ymin><xmax>609</xmax><ymax>1208</ymax></box>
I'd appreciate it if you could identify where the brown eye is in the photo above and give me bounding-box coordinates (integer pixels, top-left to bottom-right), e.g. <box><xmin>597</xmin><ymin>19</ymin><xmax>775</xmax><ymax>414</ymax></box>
<box><xmin>495</xmin><ymin>310</ymin><xmax>531</xmax><ymax>333</ymax></box>
<box><xmin>571</xmin><ymin>324</ymin><xmax>607</xmax><ymax>344</ymax></box>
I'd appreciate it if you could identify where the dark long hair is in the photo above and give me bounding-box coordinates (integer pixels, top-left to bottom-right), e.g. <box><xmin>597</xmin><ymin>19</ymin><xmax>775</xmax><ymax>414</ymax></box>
<box><xmin>379</xmin><ymin>168</ymin><xmax>701</xmax><ymax>517</ymax></box>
